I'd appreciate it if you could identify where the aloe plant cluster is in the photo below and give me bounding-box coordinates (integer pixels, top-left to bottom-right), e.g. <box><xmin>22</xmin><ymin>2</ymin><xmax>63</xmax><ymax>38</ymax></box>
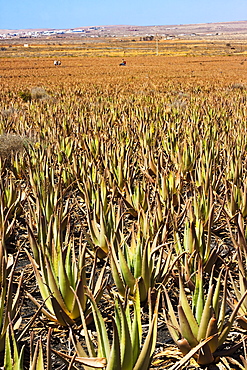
<box><xmin>1</xmin><ymin>74</ymin><xmax>247</xmax><ymax>369</ymax></box>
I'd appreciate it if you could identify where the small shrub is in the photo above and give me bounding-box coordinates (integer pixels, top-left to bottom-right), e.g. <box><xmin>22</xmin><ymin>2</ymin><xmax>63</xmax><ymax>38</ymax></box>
<box><xmin>0</xmin><ymin>134</ymin><xmax>28</xmax><ymax>159</ymax></box>
<box><xmin>168</xmin><ymin>93</ymin><xmax>189</xmax><ymax>111</ymax></box>
<box><xmin>18</xmin><ymin>87</ymin><xmax>50</xmax><ymax>102</ymax></box>
<box><xmin>30</xmin><ymin>87</ymin><xmax>50</xmax><ymax>100</ymax></box>
<box><xmin>1</xmin><ymin>108</ymin><xmax>18</xmax><ymax>117</ymax></box>
<box><xmin>229</xmin><ymin>83</ymin><xmax>246</xmax><ymax>90</ymax></box>
<box><xmin>18</xmin><ymin>90</ymin><xmax>31</xmax><ymax>102</ymax></box>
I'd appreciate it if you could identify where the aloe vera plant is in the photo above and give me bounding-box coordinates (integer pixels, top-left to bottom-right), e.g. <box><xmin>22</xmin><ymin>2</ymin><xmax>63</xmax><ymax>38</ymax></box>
<box><xmin>108</xmin><ymin>142</ymin><xmax>137</xmax><ymax>191</ymax></box>
<box><xmin>0</xmin><ymin>250</ymin><xmax>23</xmax><ymax>352</ymax></box>
<box><xmin>25</xmin><ymin>154</ymin><xmax>108</xmax><ymax>325</ymax></box>
<box><xmin>173</xmin><ymin>192</ymin><xmax>215</xmax><ymax>275</ymax></box>
<box><xmin>58</xmin><ymin>288</ymin><xmax>160</xmax><ymax>370</ymax></box>
<box><xmin>83</xmin><ymin>184</ymin><xmax>122</xmax><ymax>258</ymax></box>
<box><xmin>224</xmin><ymin>180</ymin><xmax>247</xmax><ymax>219</ymax></box>
<box><xmin>26</xmin><ymin>231</ymin><xmax>106</xmax><ymax>326</ymax></box>
<box><xmin>0</xmin><ymin>169</ymin><xmax>24</xmax><ymax>248</ymax></box>
<box><xmin>110</xmin><ymin>226</ymin><xmax>171</xmax><ymax>302</ymax></box>
<box><xmin>29</xmin><ymin>328</ymin><xmax>52</xmax><ymax>370</ymax></box>
<box><xmin>121</xmin><ymin>180</ymin><xmax>149</xmax><ymax>216</ymax></box>
<box><xmin>4</xmin><ymin>322</ymin><xmax>25</xmax><ymax>370</ymax></box>
<box><xmin>227</xmin><ymin>214</ymin><xmax>247</xmax><ymax>330</ymax></box>
<box><xmin>3</xmin><ymin>326</ymin><xmax>52</xmax><ymax>370</ymax></box>
<box><xmin>163</xmin><ymin>260</ymin><xmax>247</xmax><ymax>365</ymax></box>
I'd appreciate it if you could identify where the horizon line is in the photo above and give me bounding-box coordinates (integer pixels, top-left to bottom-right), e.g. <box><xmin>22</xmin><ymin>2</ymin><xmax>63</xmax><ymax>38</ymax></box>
<box><xmin>1</xmin><ymin>19</ymin><xmax>247</xmax><ymax>32</ymax></box>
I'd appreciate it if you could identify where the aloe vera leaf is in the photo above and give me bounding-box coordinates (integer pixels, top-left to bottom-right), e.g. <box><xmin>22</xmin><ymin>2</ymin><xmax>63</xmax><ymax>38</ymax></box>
<box><xmin>205</xmin><ymin>315</ymin><xmax>219</xmax><ymax>354</ymax></box>
<box><xmin>197</xmin><ymin>285</ymin><xmax>214</xmax><ymax>341</ymax></box>
<box><xmin>179</xmin><ymin>276</ymin><xmax>199</xmax><ymax>338</ymax></box>
<box><xmin>133</xmin><ymin>292</ymin><xmax>160</xmax><ymax>370</ymax></box>
<box><xmin>118</xmin><ymin>246</ymin><xmax>136</xmax><ymax>294</ymax></box>
<box><xmin>86</xmin><ymin>291</ymin><xmax>110</xmax><ymax>359</ymax></box>
<box><xmin>178</xmin><ymin>305</ymin><xmax>198</xmax><ymax>348</ymax></box>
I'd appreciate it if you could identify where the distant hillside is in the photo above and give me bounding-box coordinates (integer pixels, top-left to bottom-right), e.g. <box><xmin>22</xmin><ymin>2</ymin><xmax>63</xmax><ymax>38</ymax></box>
<box><xmin>93</xmin><ymin>21</ymin><xmax>247</xmax><ymax>37</ymax></box>
<box><xmin>1</xmin><ymin>21</ymin><xmax>247</xmax><ymax>40</ymax></box>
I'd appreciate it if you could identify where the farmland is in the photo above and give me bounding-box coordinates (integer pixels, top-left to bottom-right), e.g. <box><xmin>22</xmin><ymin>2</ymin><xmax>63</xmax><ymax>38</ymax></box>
<box><xmin>1</xmin><ymin>37</ymin><xmax>247</xmax><ymax>369</ymax></box>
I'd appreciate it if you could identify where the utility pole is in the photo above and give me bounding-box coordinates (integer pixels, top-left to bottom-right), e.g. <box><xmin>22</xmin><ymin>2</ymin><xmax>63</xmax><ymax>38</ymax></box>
<box><xmin>156</xmin><ymin>33</ymin><xmax>159</xmax><ymax>56</ymax></box>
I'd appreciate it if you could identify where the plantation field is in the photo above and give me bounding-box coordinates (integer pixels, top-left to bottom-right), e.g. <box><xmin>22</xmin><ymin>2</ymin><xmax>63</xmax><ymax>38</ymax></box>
<box><xmin>1</xmin><ymin>53</ymin><xmax>247</xmax><ymax>91</ymax></box>
<box><xmin>2</xmin><ymin>42</ymin><xmax>247</xmax><ymax>369</ymax></box>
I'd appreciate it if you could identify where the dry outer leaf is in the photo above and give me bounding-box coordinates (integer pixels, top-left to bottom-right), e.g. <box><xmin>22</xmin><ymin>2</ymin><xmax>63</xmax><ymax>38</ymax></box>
<box><xmin>52</xmin><ymin>348</ymin><xmax>107</xmax><ymax>368</ymax></box>
<box><xmin>224</xmin><ymin>356</ymin><xmax>246</xmax><ymax>370</ymax></box>
<box><xmin>153</xmin><ymin>346</ymin><xmax>183</xmax><ymax>361</ymax></box>
<box><xmin>153</xmin><ymin>347</ymin><xmax>201</xmax><ymax>368</ymax></box>
<box><xmin>167</xmin><ymin>335</ymin><xmax>216</xmax><ymax>370</ymax></box>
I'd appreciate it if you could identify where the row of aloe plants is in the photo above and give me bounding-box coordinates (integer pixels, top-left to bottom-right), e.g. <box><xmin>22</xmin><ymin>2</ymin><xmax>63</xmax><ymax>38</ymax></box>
<box><xmin>1</xmin><ymin>82</ymin><xmax>247</xmax><ymax>369</ymax></box>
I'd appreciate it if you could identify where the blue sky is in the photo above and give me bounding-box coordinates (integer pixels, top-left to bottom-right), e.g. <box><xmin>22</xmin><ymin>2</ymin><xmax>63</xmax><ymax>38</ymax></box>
<box><xmin>1</xmin><ymin>0</ymin><xmax>247</xmax><ymax>30</ymax></box>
